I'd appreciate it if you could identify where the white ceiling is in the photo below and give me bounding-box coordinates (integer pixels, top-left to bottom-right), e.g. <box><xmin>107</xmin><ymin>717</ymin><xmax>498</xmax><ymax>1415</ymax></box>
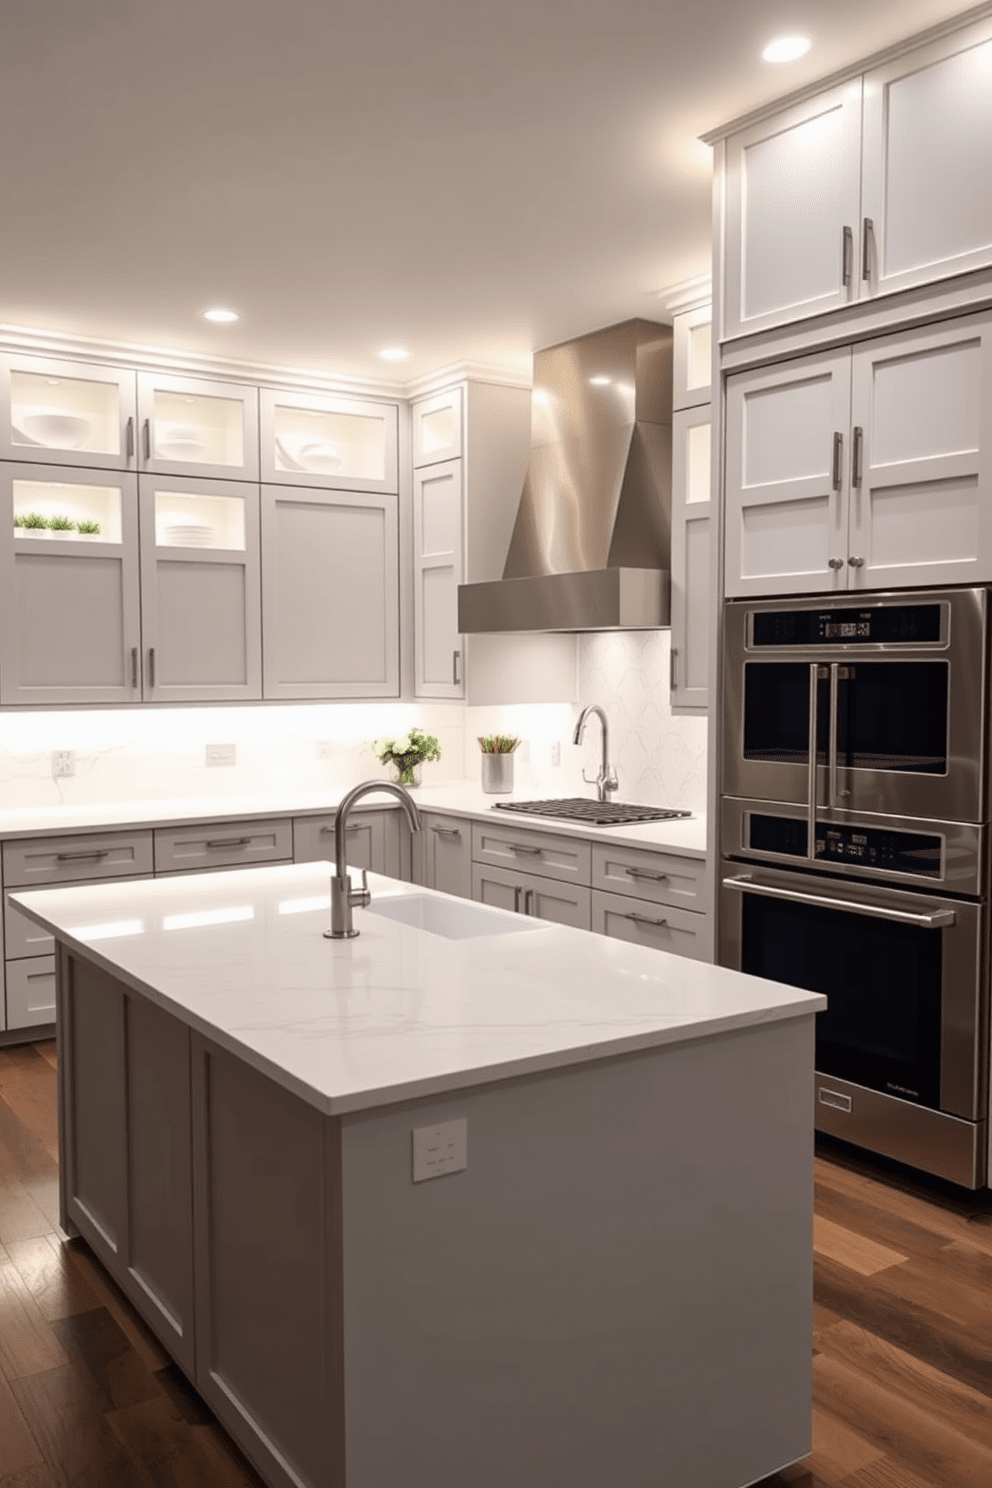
<box><xmin>0</xmin><ymin>0</ymin><xmax>978</xmax><ymax>383</ymax></box>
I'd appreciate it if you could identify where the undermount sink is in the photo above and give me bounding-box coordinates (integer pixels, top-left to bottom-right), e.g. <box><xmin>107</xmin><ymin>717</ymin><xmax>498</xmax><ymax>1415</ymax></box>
<box><xmin>364</xmin><ymin>893</ymin><xmax>538</xmax><ymax>940</ymax></box>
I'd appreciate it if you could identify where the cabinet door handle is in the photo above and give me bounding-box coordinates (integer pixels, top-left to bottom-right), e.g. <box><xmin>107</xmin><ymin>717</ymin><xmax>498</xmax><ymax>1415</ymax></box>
<box><xmin>205</xmin><ymin>836</ymin><xmax>252</xmax><ymax>849</ymax></box>
<box><xmin>514</xmin><ymin>885</ymin><xmax>522</xmax><ymax>913</ymax></box>
<box><xmin>831</xmin><ymin>431</ymin><xmax>843</xmax><ymax>491</ymax></box>
<box><xmin>852</xmin><ymin>426</ymin><xmax>864</xmax><ymax>488</ymax></box>
<box><xmin>431</xmin><ymin>826</ymin><xmax>461</xmax><ymax>838</ymax></box>
<box><xmin>27</xmin><ymin>970</ymin><xmax>53</xmax><ymax>980</ymax></box>
<box><xmin>56</xmin><ymin>849</ymin><xmax>110</xmax><ymax>862</ymax></box>
<box><xmin>841</xmin><ymin>225</ymin><xmax>853</xmax><ymax>287</ymax></box>
<box><xmin>524</xmin><ymin>888</ymin><xmax>534</xmax><ymax>915</ymax></box>
<box><xmin>148</xmin><ymin>647</ymin><xmax>155</xmax><ymax>687</ymax></box>
<box><xmin>452</xmin><ymin>649</ymin><xmax>461</xmax><ymax>685</ymax></box>
<box><xmin>130</xmin><ymin>646</ymin><xmax>139</xmax><ymax>688</ymax></box>
<box><xmin>625</xmin><ymin>867</ymin><xmax>669</xmax><ymax>883</ymax></box>
<box><xmin>624</xmin><ymin>911</ymin><xmax>669</xmax><ymax>929</ymax></box>
<box><xmin>143</xmin><ymin>418</ymin><xmax>151</xmax><ymax>461</ymax></box>
<box><xmin>125</xmin><ymin>416</ymin><xmax>135</xmax><ymax>459</ymax></box>
<box><xmin>509</xmin><ymin>843</ymin><xmax>542</xmax><ymax>856</ymax></box>
<box><xmin>862</xmin><ymin>218</ymin><xmax>874</xmax><ymax>282</ymax></box>
<box><xmin>827</xmin><ymin>557</ymin><xmax>845</xmax><ymax>570</ymax></box>
<box><xmin>848</xmin><ymin>556</ymin><xmax>865</xmax><ymax>568</ymax></box>
<box><xmin>670</xmin><ymin>646</ymin><xmax>678</xmax><ymax>692</ymax></box>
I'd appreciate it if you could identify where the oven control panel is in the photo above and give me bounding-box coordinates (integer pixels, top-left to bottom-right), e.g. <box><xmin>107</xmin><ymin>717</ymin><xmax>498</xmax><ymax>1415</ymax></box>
<box><xmin>751</xmin><ymin>603</ymin><xmax>943</xmax><ymax>648</ymax></box>
<box><xmin>748</xmin><ymin>813</ymin><xmax>943</xmax><ymax>879</ymax></box>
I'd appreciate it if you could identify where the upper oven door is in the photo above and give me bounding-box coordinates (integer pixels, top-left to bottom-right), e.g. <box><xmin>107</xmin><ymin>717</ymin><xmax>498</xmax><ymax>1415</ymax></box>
<box><xmin>723</xmin><ymin>589</ymin><xmax>987</xmax><ymax>824</ymax></box>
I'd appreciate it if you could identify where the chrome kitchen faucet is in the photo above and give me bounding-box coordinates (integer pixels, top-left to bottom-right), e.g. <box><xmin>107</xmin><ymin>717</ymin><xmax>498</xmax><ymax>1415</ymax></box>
<box><xmin>324</xmin><ymin>780</ymin><xmax>423</xmax><ymax>939</ymax></box>
<box><xmin>572</xmin><ymin>704</ymin><xmax>618</xmax><ymax>803</ymax></box>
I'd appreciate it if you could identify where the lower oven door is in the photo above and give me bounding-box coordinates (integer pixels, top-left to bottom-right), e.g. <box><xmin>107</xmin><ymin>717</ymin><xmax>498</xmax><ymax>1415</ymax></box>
<box><xmin>719</xmin><ymin>860</ymin><xmax>987</xmax><ymax>1186</ymax></box>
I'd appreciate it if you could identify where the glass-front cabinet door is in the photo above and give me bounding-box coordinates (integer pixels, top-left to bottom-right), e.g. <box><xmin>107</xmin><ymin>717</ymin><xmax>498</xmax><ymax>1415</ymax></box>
<box><xmin>0</xmin><ymin>464</ymin><xmax>141</xmax><ymax>704</ymax></box>
<box><xmin>137</xmin><ymin>373</ymin><xmax>259</xmax><ymax>480</ymax></box>
<box><xmin>260</xmin><ymin>388</ymin><xmax>398</xmax><ymax>493</ymax></box>
<box><xmin>0</xmin><ymin>354</ymin><xmax>138</xmax><ymax>471</ymax></box>
<box><xmin>137</xmin><ymin>476</ymin><xmax>261</xmax><ymax>702</ymax></box>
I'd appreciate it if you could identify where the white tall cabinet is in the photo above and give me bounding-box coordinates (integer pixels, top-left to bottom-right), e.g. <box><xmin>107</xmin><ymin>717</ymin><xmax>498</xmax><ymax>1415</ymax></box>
<box><xmin>412</xmin><ymin>387</ymin><xmax>464</xmax><ymax>700</ymax></box>
<box><xmin>670</xmin><ymin>298</ymin><xmax>713</xmax><ymax>713</ymax></box>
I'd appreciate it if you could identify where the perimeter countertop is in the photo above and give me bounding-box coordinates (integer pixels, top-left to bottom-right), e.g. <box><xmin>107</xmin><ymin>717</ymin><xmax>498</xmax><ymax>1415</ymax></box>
<box><xmin>12</xmin><ymin>862</ymin><xmax>819</xmax><ymax>1116</ymax></box>
<box><xmin>0</xmin><ymin>783</ymin><xmax>707</xmax><ymax>856</ymax></box>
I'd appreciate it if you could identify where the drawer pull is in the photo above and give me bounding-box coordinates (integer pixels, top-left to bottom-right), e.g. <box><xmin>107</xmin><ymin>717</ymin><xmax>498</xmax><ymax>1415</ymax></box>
<box><xmin>205</xmin><ymin>836</ymin><xmax>252</xmax><ymax>850</ymax></box>
<box><xmin>625</xmin><ymin>866</ymin><xmax>669</xmax><ymax>883</ymax></box>
<box><xmin>624</xmin><ymin>911</ymin><xmax>669</xmax><ymax>928</ymax></box>
<box><xmin>431</xmin><ymin>826</ymin><xmax>462</xmax><ymax>838</ymax></box>
<box><xmin>819</xmin><ymin>1088</ymin><xmax>852</xmax><ymax>1114</ymax></box>
<box><xmin>55</xmin><ymin>850</ymin><xmax>110</xmax><ymax>862</ymax></box>
<box><xmin>320</xmin><ymin>824</ymin><xmax>362</xmax><ymax>836</ymax></box>
<box><xmin>27</xmin><ymin>971</ymin><xmax>53</xmax><ymax>980</ymax></box>
<box><xmin>509</xmin><ymin>844</ymin><xmax>542</xmax><ymax>856</ymax></box>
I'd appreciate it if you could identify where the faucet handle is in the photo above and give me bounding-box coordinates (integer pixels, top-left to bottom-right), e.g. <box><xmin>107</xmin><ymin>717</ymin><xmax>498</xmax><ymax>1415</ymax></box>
<box><xmin>351</xmin><ymin>868</ymin><xmax>371</xmax><ymax>910</ymax></box>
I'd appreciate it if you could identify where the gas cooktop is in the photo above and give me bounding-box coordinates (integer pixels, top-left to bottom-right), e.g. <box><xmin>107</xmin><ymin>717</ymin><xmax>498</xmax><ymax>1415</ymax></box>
<box><xmin>492</xmin><ymin>798</ymin><xmax>692</xmax><ymax>827</ymax></box>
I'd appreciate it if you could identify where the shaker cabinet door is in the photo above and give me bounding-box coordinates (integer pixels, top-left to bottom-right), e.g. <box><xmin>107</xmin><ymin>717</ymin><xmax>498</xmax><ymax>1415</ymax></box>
<box><xmin>0</xmin><ymin>464</ymin><xmax>141</xmax><ymax>704</ymax></box>
<box><xmin>722</xmin><ymin>80</ymin><xmax>863</xmax><ymax>340</ymax></box>
<box><xmin>138</xmin><ymin>476</ymin><xmax>262</xmax><ymax>701</ymax></box>
<box><xmin>724</xmin><ymin>351</ymin><xmax>853</xmax><ymax>597</ymax></box>
<box><xmin>671</xmin><ymin>405</ymin><xmax>712</xmax><ymax>710</ymax></box>
<box><xmin>260</xmin><ymin>486</ymin><xmax>399</xmax><ymax>699</ymax></box>
<box><xmin>413</xmin><ymin>459</ymin><xmax>464</xmax><ymax>698</ymax></box>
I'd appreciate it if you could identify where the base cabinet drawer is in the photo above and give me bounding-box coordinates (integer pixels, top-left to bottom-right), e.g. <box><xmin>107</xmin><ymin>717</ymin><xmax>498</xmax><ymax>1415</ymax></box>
<box><xmin>5</xmin><ymin>891</ymin><xmax>57</xmax><ymax>960</ymax></box>
<box><xmin>472</xmin><ymin>823</ymin><xmax>591</xmax><ymax>886</ymax></box>
<box><xmin>592</xmin><ymin>890</ymin><xmax>706</xmax><ymax>961</ymax></box>
<box><xmin>472</xmin><ymin>864</ymin><xmax>591</xmax><ymax>931</ymax></box>
<box><xmin>3</xmin><ymin>830</ymin><xmax>154</xmax><ymax>888</ymax></box>
<box><xmin>6</xmin><ymin>955</ymin><xmax>57</xmax><ymax>1029</ymax></box>
<box><xmin>591</xmin><ymin>844</ymin><xmax>705</xmax><ymax>911</ymax></box>
<box><xmin>154</xmin><ymin>819</ymin><xmax>293</xmax><ymax>873</ymax></box>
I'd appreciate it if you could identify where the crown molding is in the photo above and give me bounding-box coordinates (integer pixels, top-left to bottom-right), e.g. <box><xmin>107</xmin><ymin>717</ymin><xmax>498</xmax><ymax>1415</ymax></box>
<box><xmin>0</xmin><ymin>322</ymin><xmax>531</xmax><ymax>403</ymax></box>
<box><xmin>655</xmin><ymin>274</ymin><xmax>713</xmax><ymax>314</ymax></box>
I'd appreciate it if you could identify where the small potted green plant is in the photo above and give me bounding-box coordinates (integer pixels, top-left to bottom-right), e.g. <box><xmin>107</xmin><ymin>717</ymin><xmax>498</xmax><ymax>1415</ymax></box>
<box><xmin>18</xmin><ymin>512</ymin><xmax>49</xmax><ymax>533</ymax></box>
<box><xmin>48</xmin><ymin>514</ymin><xmax>75</xmax><ymax>533</ymax></box>
<box><xmin>477</xmin><ymin>734</ymin><xmax>520</xmax><ymax>794</ymax></box>
<box><xmin>75</xmin><ymin>519</ymin><xmax>101</xmax><ymax>537</ymax></box>
<box><xmin>372</xmin><ymin>727</ymin><xmax>441</xmax><ymax>787</ymax></box>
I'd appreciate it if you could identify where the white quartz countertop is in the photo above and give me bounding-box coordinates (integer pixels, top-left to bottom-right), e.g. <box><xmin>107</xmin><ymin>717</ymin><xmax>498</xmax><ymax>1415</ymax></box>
<box><xmin>0</xmin><ymin>783</ymin><xmax>707</xmax><ymax>856</ymax></box>
<box><xmin>13</xmin><ymin>862</ymin><xmax>820</xmax><ymax>1116</ymax></box>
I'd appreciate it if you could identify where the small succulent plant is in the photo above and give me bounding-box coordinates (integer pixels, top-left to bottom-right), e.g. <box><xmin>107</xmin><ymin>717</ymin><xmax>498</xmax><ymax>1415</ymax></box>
<box><xmin>18</xmin><ymin>512</ymin><xmax>49</xmax><ymax>529</ymax></box>
<box><xmin>48</xmin><ymin>514</ymin><xmax>75</xmax><ymax>531</ymax></box>
<box><xmin>75</xmin><ymin>519</ymin><xmax>101</xmax><ymax>534</ymax></box>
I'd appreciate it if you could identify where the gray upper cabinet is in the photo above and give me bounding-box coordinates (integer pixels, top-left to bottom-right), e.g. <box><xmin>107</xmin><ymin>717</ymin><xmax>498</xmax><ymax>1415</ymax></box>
<box><xmin>0</xmin><ymin>353</ymin><xmax>138</xmax><ymax>472</ymax></box>
<box><xmin>413</xmin><ymin>459</ymin><xmax>464</xmax><ymax>699</ymax></box>
<box><xmin>0</xmin><ymin>463</ymin><xmax>141</xmax><ymax>705</ymax></box>
<box><xmin>259</xmin><ymin>388</ymin><xmax>398</xmax><ymax>494</ymax></box>
<box><xmin>136</xmin><ymin>372</ymin><xmax>259</xmax><ymax>481</ymax></box>
<box><xmin>722</xmin><ymin>13</ymin><xmax>992</xmax><ymax>340</ymax></box>
<box><xmin>138</xmin><ymin>476</ymin><xmax>262</xmax><ymax>701</ymax></box>
<box><xmin>260</xmin><ymin>484</ymin><xmax>399</xmax><ymax>699</ymax></box>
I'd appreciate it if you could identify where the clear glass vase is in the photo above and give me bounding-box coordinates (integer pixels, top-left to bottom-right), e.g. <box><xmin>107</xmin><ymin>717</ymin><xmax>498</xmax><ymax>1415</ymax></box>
<box><xmin>389</xmin><ymin>761</ymin><xmax>422</xmax><ymax>788</ymax></box>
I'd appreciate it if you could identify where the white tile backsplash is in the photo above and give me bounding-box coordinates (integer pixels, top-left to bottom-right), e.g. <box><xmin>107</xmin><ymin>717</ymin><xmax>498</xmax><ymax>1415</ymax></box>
<box><xmin>0</xmin><ymin>632</ymin><xmax>707</xmax><ymax>814</ymax></box>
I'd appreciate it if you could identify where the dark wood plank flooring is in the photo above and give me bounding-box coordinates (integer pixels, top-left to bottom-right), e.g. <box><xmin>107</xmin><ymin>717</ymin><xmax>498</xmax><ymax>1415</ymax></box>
<box><xmin>4</xmin><ymin>1038</ymin><xmax>992</xmax><ymax>1486</ymax></box>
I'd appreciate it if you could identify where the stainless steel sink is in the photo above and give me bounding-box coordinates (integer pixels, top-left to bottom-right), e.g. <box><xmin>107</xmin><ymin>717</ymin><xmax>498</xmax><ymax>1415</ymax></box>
<box><xmin>492</xmin><ymin>799</ymin><xmax>691</xmax><ymax>827</ymax></box>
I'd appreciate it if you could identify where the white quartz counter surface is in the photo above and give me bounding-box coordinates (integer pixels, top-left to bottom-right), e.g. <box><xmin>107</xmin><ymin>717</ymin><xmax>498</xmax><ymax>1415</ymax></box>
<box><xmin>0</xmin><ymin>783</ymin><xmax>707</xmax><ymax>856</ymax></box>
<box><xmin>13</xmin><ymin>862</ymin><xmax>820</xmax><ymax>1116</ymax></box>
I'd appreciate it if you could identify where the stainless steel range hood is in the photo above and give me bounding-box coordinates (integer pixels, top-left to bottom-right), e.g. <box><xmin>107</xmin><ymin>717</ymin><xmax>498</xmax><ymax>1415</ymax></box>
<box><xmin>458</xmin><ymin>318</ymin><xmax>673</xmax><ymax>633</ymax></box>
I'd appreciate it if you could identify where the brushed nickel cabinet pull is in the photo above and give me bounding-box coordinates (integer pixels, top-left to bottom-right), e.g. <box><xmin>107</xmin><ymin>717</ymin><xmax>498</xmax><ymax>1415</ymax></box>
<box><xmin>205</xmin><ymin>836</ymin><xmax>251</xmax><ymax>849</ymax></box>
<box><xmin>828</xmin><ymin>557</ymin><xmax>844</xmax><ymax>570</ymax></box>
<box><xmin>125</xmin><ymin>416</ymin><xmax>135</xmax><ymax>459</ymax></box>
<box><xmin>862</xmin><ymin>218</ymin><xmax>874</xmax><ymax>281</ymax></box>
<box><xmin>26</xmin><ymin>971</ymin><xmax>53</xmax><ymax>980</ymax></box>
<box><xmin>852</xmin><ymin>425</ymin><xmax>864</xmax><ymax>488</ymax></box>
<box><xmin>452</xmin><ymin>649</ymin><xmax>461</xmax><ymax>685</ymax></box>
<box><xmin>514</xmin><ymin>885</ymin><xmax>521</xmax><ymax>913</ymax></box>
<box><xmin>624</xmin><ymin>911</ymin><xmax>669</xmax><ymax>928</ymax></box>
<box><xmin>131</xmin><ymin>646</ymin><xmax>138</xmax><ymax>688</ymax></box>
<box><xmin>56</xmin><ymin>849</ymin><xmax>110</xmax><ymax>862</ymax></box>
<box><xmin>143</xmin><ymin>418</ymin><xmax>151</xmax><ymax>461</ymax></box>
<box><xmin>509</xmin><ymin>843</ymin><xmax>542</xmax><ymax>856</ymax></box>
<box><xmin>148</xmin><ymin>647</ymin><xmax>155</xmax><ymax>687</ymax></box>
<box><xmin>431</xmin><ymin>825</ymin><xmax>461</xmax><ymax>838</ymax></box>
<box><xmin>524</xmin><ymin>888</ymin><xmax>534</xmax><ymax>915</ymax></box>
<box><xmin>831</xmin><ymin>431</ymin><xmax>843</xmax><ymax>490</ymax></box>
<box><xmin>625</xmin><ymin>866</ymin><xmax>669</xmax><ymax>883</ymax></box>
<box><xmin>670</xmin><ymin>646</ymin><xmax>678</xmax><ymax>691</ymax></box>
<box><xmin>842</xmin><ymin>225</ymin><xmax>853</xmax><ymax>286</ymax></box>
<box><xmin>848</xmin><ymin>556</ymin><xmax>865</xmax><ymax>569</ymax></box>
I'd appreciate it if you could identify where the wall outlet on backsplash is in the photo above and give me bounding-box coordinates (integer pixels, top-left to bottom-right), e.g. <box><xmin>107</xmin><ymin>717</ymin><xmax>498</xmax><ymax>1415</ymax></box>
<box><xmin>205</xmin><ymin>743</ymin><xmax>236</xmax><ymax>767</ymax></box>
<box><xmin>549</xmin><ymin>741</ymin><xmax>560</xmax><ymax>767</ymax></box>
<box><xmin>315</xmin><ymin>740</ymin><xmax>336</xmax><ymax>759</ymax></box>
<box><xmin>52</xmin><ymin>750</ymin><xmax>75</xmax><ymax>778</ymax></box>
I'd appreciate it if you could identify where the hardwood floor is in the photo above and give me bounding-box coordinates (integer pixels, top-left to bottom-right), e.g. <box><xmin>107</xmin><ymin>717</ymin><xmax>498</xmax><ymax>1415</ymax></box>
<box><xmin>3</xmin><ymin>1039</ymin><xmax>992</xmax><ymax>1487</ymax></box>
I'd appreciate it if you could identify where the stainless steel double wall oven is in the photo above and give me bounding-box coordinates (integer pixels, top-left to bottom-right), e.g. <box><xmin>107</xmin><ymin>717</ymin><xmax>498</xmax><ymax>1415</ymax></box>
<box><xmin>720</xmin><ymin>588</ymin><xmax>989</xmax><ymax>1187</ymax></box>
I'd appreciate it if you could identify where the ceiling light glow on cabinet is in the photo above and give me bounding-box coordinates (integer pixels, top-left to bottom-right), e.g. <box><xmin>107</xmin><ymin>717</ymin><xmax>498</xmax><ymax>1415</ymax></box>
<box><xmin>589</xmin><ymin>376</ymin><xmax>611</xmax><ymax>386</ymax></box>
<box><xmin>378</xmin><ymin>347</ymin><xmax>410</xmax><ymax>361</ymax></box>
<box><xmin>202</xmin><ymin>307</ymin><xmax>240</xmax><ymax>323</ymax></box>
<box><xmin>762</xmin><ymin>36</ymin><xmax>811</xmax><ymax>63</ymax></box>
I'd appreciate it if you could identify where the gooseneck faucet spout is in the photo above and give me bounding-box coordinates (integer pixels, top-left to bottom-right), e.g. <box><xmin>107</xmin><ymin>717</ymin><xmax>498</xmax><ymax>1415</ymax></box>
<box><xmin>572</xmin><ymin>704</ymin><xmax>619</xmax><ymax>803</ymax></box>
<box><xmin>324</xmin><ymin>780</ymin><xmax>423</xmax><ymax>940</ymax></box>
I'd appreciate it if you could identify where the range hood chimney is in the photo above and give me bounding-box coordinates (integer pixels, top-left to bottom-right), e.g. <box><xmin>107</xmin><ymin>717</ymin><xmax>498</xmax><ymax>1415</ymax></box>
<box><xmin>458</xmin><ymin>318</ymin><xmax>673</xmax><ymax>633</ymax></box>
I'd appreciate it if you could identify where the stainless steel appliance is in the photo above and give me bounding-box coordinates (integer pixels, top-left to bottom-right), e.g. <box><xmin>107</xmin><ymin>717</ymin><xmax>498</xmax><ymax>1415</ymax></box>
<box><xmin>719</xmin><ymin>589</ymin><xmax>991</xmax><ymax>1188</ymax></box>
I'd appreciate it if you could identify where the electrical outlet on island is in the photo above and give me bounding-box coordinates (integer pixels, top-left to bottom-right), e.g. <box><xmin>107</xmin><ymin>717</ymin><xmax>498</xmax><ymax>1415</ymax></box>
<box><xmin>52</xmin><ymin>750</ymin><xmax>75</xmax><ymax>778</ymax></box>
<box><xmin>206</xmin><ymin>743</ymin><xmax>236</xmax><ymax>767</ymax></box>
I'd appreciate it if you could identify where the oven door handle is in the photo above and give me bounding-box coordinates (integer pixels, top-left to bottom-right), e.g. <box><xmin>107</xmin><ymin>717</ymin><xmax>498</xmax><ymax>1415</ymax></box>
<box><xmin>722</xmin><ymin>875</ymin><xmax>956</xmax><ymax>929</ymax></box>
<box><xmin>807</xmin><ymin>663</ymin><xmax>821</xmax><ymax>863</ymax></box>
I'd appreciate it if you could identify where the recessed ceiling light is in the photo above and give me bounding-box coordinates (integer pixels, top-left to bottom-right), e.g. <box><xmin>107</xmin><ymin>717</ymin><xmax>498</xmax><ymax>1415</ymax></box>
<box><xmin>762</xmin><ymin>35</ymin><xmax>812</xmax><ymax>63</ymax></box>
<box><xmin>588</xmin><ymin>376</ymin><xmax>611</xmax><ymax>386</ymax></box>
<box><xmin>202</xmin><ymin>307</ymin><xmax>239</xmax><ymax>323</ymax></box>
<box><xmin>378</xmin><ymin>346</ymin><xmax>410</xmax><ymax>362</ymax></box>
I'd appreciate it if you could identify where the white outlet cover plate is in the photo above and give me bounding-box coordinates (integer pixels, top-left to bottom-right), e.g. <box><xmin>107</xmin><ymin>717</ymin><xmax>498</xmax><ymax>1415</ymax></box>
<box><xmin>412</xmin><ymin>1118</ymin><xmax>467</xmax><ymax>1182</ymax></box>
<box><xmin>206</xmin><ymin>743</ymin><xmax>236</xmax><ymax>766</ymax></box>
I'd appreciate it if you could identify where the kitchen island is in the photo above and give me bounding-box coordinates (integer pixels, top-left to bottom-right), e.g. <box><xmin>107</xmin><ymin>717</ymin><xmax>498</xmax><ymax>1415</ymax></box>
<box><xmin>13</xmin><ymin>861</ymin><xmax>824</xmax><ymax>1488</ymax></box>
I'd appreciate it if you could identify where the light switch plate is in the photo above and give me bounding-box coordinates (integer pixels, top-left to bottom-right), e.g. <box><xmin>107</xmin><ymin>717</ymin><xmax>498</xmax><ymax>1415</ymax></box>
<box><xmin>412</xmin><ymin>1118</ymin><xmax>467</xmax><ymax>1182</ymax></box>
<box><xmin>52</xmin><ymin>750</ymin><xmax>75</xmax><ymax>778</ymax></box>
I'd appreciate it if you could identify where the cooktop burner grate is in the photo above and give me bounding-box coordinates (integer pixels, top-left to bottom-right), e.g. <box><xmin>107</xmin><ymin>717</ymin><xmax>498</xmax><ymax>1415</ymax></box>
<box><xmin>492</xmin><ymin>798</ymin><xmax>692</xmax><ymax>826</ymax></box>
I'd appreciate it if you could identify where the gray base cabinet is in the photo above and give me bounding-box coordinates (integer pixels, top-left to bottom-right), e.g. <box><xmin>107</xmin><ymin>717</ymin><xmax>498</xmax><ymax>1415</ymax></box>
<box><xmin>417</xmin><ymin>813</ymin><xmax>473</xmax><ymax>898</ymax></box>
<box><xmin>472</xmin><ymin>862</ymin><xmax>592</xmax><ymax>929</ymax></box>
<box><xmin>293</xmin><ymin>808</ymin><xmax>404</xmax><ymax>881</ymax></box>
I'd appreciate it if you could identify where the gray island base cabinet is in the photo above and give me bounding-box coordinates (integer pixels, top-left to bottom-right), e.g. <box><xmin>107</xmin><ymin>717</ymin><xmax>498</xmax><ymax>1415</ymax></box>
<box><xmin>42</xmin><ymin>869</ymin><xmax>820</xmax><ymax>1488</ymax></box>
